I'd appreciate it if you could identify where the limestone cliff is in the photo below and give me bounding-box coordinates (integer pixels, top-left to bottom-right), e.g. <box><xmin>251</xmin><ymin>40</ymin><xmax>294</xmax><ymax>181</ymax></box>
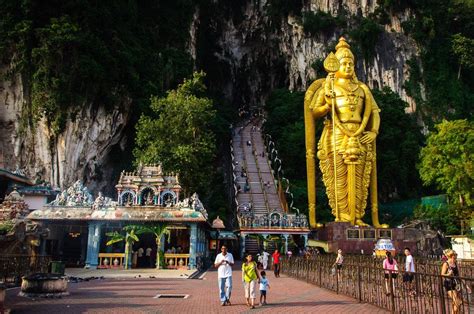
<box><xmin>0</xmin><ymin>70</ymin><xmax>132</xmax><ymax>195</ymax></box>
<box><xmin>0</xmin><ymin>0</ymin><xmax>420</xmax><ymax>193</ymax></box>
<box><xmin>198</xmin><ymin>0</ymin><xmax>418</xmax><ymax>111</ymax></box>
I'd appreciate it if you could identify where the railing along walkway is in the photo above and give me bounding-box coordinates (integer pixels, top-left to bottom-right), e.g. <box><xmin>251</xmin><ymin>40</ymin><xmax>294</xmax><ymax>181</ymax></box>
<box><xmin>282</xmin><ymin>256</ymin><xmax>474</xmax><ymax>314</ymax></box>
<box><xmin>0</xmin><ymin>255</ymin><xmax>51</xmax><ymax>286</ymax></box>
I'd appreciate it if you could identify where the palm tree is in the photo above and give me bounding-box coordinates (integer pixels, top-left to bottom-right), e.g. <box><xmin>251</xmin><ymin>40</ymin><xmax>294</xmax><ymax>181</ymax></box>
<box><xmin>136</xmin><ymin>223</ymin><xmax>170</xmax><ymax>269</ymax></box>
<box><xmin>106</xmin><ymin>225</ymin><xmax>140</xmax><ymax>270</ymax></box>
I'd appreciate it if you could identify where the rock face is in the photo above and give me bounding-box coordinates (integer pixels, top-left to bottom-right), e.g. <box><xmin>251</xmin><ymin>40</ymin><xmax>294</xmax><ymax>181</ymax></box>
<box><xmin>0</xmin><ymin>0</ymin><xmax>419</xmax><ymax>193</ymax></box>
<box><xmin>198</xmin><ymin>0</ymin><xmax>418</xmax><ymax>110</ymax></box>
<box><xmin>0</xmin><ymin>71</ymin><xmax>132</xmax><ymax>196</ymax></box>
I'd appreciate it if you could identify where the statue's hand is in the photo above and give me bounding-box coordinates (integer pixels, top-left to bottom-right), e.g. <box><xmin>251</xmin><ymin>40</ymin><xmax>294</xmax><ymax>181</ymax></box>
<box><xmin>324</xmin><ymin>76</ymin><xmax>334</xmax><ymax>98</ymax></box>
<box><xmin>360</xmin><ymin>131</ymin><xmax>377</xmax><ymax>144</ymax></box>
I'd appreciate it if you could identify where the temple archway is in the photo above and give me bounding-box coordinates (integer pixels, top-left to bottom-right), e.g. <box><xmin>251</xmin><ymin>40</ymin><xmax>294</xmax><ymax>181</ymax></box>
<box><xmin>119</xmin><ymin>190</ymin><xmax>136</xmax><ymax>206</ymax></box>
<box><xmin>160</xmin><ymin>190</ymin><xmax>176</xmax><ymax>207</ymax></box>
<box><xmin>270</xmin><ymin>212</ymin><xmax>281</xmax><ymax>227</ymax></box>
<box><xmin>140</xmin><ymin>187</ymin><xmax>156</xmax><ymax>205</ymax></box>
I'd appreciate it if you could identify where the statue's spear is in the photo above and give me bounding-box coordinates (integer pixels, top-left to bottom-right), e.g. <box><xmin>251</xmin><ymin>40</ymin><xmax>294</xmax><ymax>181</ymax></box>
<box><xmin>323</xmin><ymin>52</ymin><xmax>341</xmax><ymax>222</ymax></box>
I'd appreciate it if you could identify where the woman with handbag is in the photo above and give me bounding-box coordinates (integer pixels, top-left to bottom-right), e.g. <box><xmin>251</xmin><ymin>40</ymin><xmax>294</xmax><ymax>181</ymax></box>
<box><xmin>441</xmin><ymin>249</ymin><xmax>461</xmax><ymax>314</ymax></box>
<box><xmin>383</xmin><ymin>251</ymin><xmax>398</xmax><ymax>296</ymax></box>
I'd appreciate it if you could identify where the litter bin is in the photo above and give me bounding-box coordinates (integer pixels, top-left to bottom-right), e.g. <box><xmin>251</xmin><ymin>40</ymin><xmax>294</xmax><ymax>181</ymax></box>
<box><xmin>49</xmin><ymin>261</ymin><xmax>65</xmax><ymax>276</ymax></box>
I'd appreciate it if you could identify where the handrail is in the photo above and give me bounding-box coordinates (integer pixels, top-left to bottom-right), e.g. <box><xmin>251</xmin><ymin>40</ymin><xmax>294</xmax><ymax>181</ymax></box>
<box><xmin>281</xmin><ymin>256</ymin><xmax>474</xmax><ymax>314</ymax></box>
<box><xmin>263</xmin><ymin>133</ymin><xmax>300</xmax><ymax>214</ymax></box>
<box><xmin>260</xmin><ymin>132</ymin><xmax>289</xmax><ymax>214</ymax></box>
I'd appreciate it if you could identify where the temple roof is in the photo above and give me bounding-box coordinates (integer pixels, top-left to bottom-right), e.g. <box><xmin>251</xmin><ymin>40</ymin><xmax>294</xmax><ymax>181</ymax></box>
<box><xmin>0</xmin><ymin>168</ymin><xmax>34</xmax><ymax>186</ymax></box>
<box><xmin>18</xmin><ymin>185</ymin><xmax>59</xmax><ymax>196</ymax></box>
<box><xmin>211</xmin><ymin>216</ymin><xmax>225</xmax><ymax>229</ymax></box>
<box><xmin>29</xmin><ymin>172</ymin><xmax>208</xmax><ymax>223</ymax></box>
<box><xmin>27</xmin><ymin>206</ymin><xmax>207</xmax><ymax>222</ymax></box>
<box><xmin>116</xmin><ymin>164</ymin><xmax>181</xmax><ymax>190</ymax></box>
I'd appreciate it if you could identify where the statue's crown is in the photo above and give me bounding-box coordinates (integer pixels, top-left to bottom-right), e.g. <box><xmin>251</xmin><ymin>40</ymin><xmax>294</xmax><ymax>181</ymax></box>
<box><xmin>335</xmin><ymin>37</ymin><xmax>354</xmax><ymax>61</ymax></box>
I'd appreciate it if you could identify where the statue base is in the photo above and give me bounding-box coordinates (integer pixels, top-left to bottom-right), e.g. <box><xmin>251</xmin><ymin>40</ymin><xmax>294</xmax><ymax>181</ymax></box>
<box><xmin>310</xmin><ymin>222</ymin><xmax>417</xmax><ymax>255</ymax></box>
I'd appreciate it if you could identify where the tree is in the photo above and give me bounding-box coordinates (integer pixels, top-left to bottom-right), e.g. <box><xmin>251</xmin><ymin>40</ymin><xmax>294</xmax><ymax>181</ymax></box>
<box><xmin>134</xmin><ymin>71</ymin><xmax>217</xmax><ymax>194</ymax></box>
<box><xmin>452</xmin><ymin>33</ymin><xmax>474</xmax><ymax>79</ymax></box>
<box><xmin>136</xmin><ymin>224</ymin><xmax>170</xmax><ymax>269</ymax></box>
<box><xmin>106</xmin><ymin>225</ymin><xmax>140</xmax><ymax>270</ymax></box>
<box><xmin>373</xmin><ymin>87</ymin><xmax>424</xmax><ymax>201</ymax></box>
<box><xmin>419</xmin><ymin>119</ymin><xmax>474</xmax><ymax>207</ymax></box>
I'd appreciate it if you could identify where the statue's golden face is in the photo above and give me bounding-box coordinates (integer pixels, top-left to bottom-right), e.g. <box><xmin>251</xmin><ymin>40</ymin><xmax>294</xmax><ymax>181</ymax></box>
<box><xmin>337</xmin><ymin>57</ymin><xmax>354</xmax><ymax>79</ymax></box>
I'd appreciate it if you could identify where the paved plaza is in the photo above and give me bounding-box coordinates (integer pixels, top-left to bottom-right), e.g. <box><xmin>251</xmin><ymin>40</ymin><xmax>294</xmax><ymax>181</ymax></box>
<box><xmin>5</xmin><ymin>266</ymin><xmax>387</xmax><ymax>313</ymax></box>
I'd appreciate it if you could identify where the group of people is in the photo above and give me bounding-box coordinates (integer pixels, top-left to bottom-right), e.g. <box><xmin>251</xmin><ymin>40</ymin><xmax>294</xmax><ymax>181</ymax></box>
<box><xmin>381</xmin><ymin>247</ymin><xmax>416</xmax><ymax>296</ymax></box>
<box><xmin>214</xmin><ymin>247</ymin><xmax>282</xmax><ymax>309</ymax></box>
<box><xmin>381</xmin><ymin>247</ymin><xmax>470</xmax><ymax>314</ymax></box>
<box><xmin>132</xmin><ymin>247</ymin><xmax>155</xmax><ymax>268</ymax></box>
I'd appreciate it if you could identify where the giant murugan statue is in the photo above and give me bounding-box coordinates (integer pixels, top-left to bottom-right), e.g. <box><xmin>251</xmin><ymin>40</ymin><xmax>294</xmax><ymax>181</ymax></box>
<box><xmin>304</xmin><ymin>37</ymin><xmax>388</xmax><ymax>228</ymax></box>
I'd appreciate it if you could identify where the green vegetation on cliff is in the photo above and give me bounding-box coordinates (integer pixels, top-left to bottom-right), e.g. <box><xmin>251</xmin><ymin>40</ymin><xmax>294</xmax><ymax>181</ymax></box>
<box><xmin>397</xmin><ymin>0</ymin><xmax>474</xmax><ymax>124</ymax></box>
<box><xmin>0</xmin><ymin>0</ymin><xmax>195</xmax><ymax>136</ymax></box>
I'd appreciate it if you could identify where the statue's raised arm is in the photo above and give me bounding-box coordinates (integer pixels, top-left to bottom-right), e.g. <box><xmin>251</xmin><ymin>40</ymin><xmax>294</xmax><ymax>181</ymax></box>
<box><xmin>304</xmin><ymin>37</ymin><xmax>388</xmax><ymax>228</ymax></box>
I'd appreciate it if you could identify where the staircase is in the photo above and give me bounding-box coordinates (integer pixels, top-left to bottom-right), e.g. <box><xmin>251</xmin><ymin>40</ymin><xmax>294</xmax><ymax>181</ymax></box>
<box><xmin>232</xmin><ymin>119</ymin><xmax>283</xmax><ymax>213</ymax></box>
<box><xmin>231</xmin><ymin>118</ymin><xmax>309</xmax><ymax>256</ymax></box>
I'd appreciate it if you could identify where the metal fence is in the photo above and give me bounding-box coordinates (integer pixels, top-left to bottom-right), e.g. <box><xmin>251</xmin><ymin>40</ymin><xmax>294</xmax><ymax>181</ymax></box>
<box><xmin>281</xmin><ymin>257</ymin><xmax>473</xmax><ymax>314</ymax></box>
<box><xmin>304</xmin><ymin>254</ymin><xmax>474</xmax><ymax>278</ymax></box>
<box><xmin>0</xmin><ymin>255</ymin><xmax>51</xmax><ymax>286</ymax></box>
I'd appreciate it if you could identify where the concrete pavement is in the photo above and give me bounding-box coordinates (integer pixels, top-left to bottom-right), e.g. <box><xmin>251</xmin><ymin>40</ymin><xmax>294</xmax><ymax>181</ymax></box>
<box><xmin>5</xmin><ymin>265</ymin><xmax>387</xmax><ymax>313</ymax></box>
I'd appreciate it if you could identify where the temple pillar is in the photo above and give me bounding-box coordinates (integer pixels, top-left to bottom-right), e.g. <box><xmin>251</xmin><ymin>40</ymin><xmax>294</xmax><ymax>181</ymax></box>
<box><xmin>283</xmin><ymin>234</ymin><xmax>289</xmax><ymax>254</ymax></box>
<box><xmin>189</xmin><ymin>224</ymin><xmax>198</xmax><ymax>269</ymax></box>
<box><xmin>85</xmin><ymin>221</ymin><xmax>103</xmax><ymax>269</ymax></box>
<box><xmin>240</xmin><ymin>233</ymin><xmax>247</xmax><ymax>259</ymax></box>
<box><xmin>80</xmin><ymin>231</ymin><xmax>88</xmax><ymax>263</ymax></box>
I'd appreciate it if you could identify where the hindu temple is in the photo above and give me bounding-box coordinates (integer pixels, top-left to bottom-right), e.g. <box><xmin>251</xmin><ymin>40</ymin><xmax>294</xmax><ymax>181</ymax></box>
<box><xmin>27</xmin><ymin>165</ymin><xmax>210</xmax><ymax>269</ymax></box>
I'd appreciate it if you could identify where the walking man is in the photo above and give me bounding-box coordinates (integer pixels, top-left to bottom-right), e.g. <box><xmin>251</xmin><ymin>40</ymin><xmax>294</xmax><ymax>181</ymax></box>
<box><xmin>214</xmin><ymin>245</ymin><xmax>234</xmax><ymax>306</ymax></box>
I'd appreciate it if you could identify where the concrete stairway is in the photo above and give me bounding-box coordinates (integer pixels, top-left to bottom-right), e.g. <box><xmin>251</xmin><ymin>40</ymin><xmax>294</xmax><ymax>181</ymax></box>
<box><xmin>232</xmin><ymin>119</ymin><xmax>286</xmax><ymax>254</ymax></box>
<box><xmin>232</xmin><ymin>119</ymin><xmax>284</xmax><ymax>215</ymax></box>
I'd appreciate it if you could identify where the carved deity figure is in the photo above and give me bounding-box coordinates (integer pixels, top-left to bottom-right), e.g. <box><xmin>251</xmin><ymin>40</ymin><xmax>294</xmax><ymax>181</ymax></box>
<box><xmin>93</xmin><ymin>192</ymin><xmax>105</xmax><ymax>210</ymax></box>
<box><xmin>304</xmin><ymin>37</ymin><xmax>387</xmax><ymax>228</ymax></box>
<box><xmin>145</xmin><ymin>193</ymin><xmax>154</xmax><ymax>205</ymax></box>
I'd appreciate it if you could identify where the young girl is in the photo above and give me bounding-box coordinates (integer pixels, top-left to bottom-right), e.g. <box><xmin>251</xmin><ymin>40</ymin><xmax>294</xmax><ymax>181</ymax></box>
<box><xmin>383</xmin><ymin>251</ymin><xmax>398</xmax><ymax>296</ymax></box>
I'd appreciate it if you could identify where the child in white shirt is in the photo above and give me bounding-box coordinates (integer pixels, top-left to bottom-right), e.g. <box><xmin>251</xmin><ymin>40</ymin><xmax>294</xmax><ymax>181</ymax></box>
<box><xmin>259</xmin><ymin>271</ymin><xmax>270</xmax><ymax>305</ymax></box>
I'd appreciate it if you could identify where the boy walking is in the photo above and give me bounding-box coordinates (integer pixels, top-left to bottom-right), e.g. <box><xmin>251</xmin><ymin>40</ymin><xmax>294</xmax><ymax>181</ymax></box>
<box><xmin>259</xmin><ymin>271</ymin><xmax>270</xmax><ymax>305</ymax></box>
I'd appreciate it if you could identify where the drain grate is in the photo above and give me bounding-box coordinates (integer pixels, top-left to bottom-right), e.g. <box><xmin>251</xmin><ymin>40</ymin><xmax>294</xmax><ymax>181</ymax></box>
<box><xmin>154</xmin><ymin>294</ymin><xmax>189</xmax><ymax>299</ymax></box>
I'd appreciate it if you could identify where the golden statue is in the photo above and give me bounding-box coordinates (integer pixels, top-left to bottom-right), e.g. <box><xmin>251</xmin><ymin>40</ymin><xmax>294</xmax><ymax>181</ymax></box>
<box><xmin>304</xmin><ymin>37</ymin><xmax>388</xmax><ymax>228</ymax></box>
